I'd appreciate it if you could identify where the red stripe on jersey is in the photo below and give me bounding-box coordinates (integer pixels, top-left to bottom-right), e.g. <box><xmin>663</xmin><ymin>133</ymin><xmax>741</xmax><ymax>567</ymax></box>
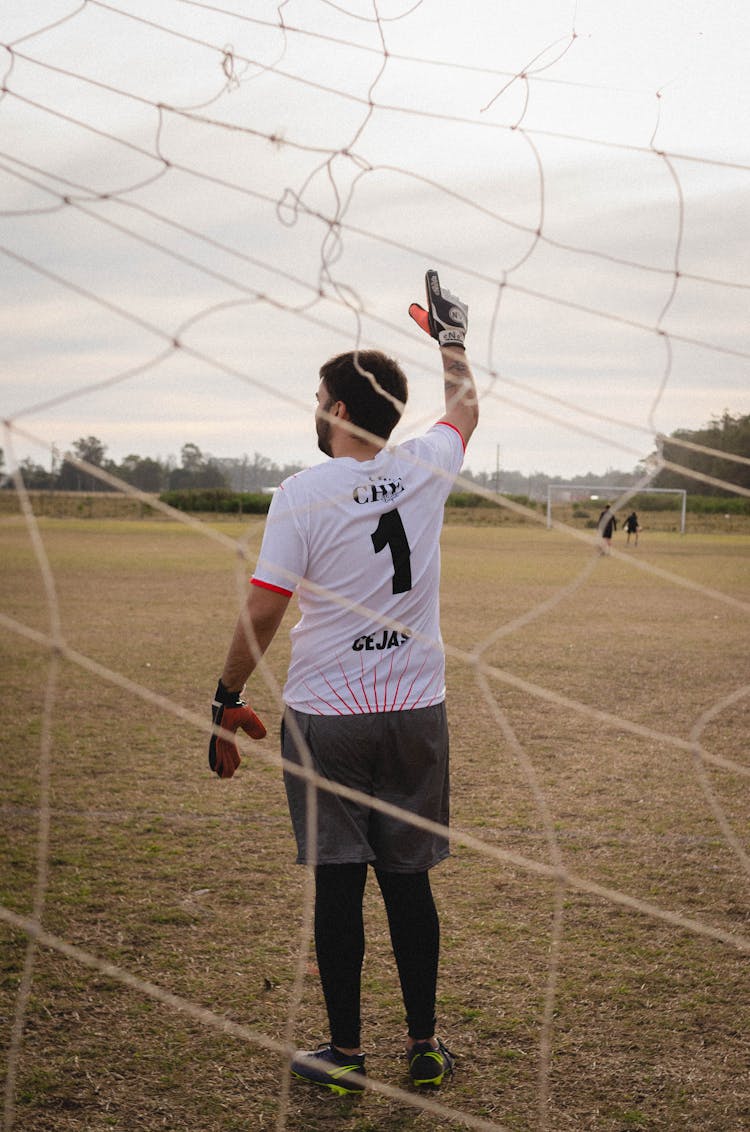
<box><xmin>251</xmin><ymin>577</ymin><xmax>294</xmax><ymax>596</ymax></box>
<box><xmin>358</xmin><ymin>653</ymin><xmax>373</xmax><ymax>713</ymax></box>
<box><xmin>436</xmin><ymin>419</ymin><xmax>466</xmax><ymax>450</ymax></box>
<box><xmin>338</xmin><ymin>657</ymin><xmax>365</xmax><ymax>713</ymax></box>
<box><xmin>382</xmin><ymin>650</ymin><xmax>397</xmax><ymax>711</ymax></box>
<box><xmin>301</xmin><ymin>678</ymin><xmax>343</xmax><ymax>715</ymax></box>
<box><xmin>319</xmin><ymin>668</ymin><xmax>360</xmax><ymax>714</ymax></box>
<box><xmin>396</xmin><ymin>652</ymin><xmax>431</xmax><ymax>710</ymax></box>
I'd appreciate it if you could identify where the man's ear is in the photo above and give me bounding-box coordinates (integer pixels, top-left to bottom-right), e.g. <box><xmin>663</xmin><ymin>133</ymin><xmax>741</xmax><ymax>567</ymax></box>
<box><xmin>332</xmin><ymin>400</ymin><xmax>349</xmax><ymax>420</ymax></box>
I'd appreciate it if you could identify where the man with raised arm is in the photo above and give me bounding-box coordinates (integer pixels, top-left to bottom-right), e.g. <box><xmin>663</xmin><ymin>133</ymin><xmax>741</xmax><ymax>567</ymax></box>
<box><xmin>208</xmin><ymin>271</ymin><xmax>478</xmax><ymax>1095</ymax></box>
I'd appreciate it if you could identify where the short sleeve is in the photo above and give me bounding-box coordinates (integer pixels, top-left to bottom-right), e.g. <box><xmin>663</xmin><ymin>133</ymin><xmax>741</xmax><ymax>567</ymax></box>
<box><xmin>251</xmin><ymin>481</ymin><xmax>307</xmax><ymax>595</ymax></box>
<box><xmin>400</xmin><ymin>422</ymin><xmax>465</xmax><ymax>489</ymax></box>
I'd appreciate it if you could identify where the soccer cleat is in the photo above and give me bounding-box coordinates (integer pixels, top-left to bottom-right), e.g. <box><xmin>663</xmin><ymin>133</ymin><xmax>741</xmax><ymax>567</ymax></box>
<box><xmin>408</xmin><ymin>1037</ymin><xmax>454</xmax><ymax>1087</ymax></box>
<box><xmin>290</xmin><ymin>1043</ymin><xmax>366</xmax><ymax>1096</ymax></box>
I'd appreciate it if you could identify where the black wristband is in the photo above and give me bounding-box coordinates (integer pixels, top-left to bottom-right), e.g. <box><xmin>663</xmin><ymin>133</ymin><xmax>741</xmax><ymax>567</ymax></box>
<box><xmin>214</xmin><ymin>679</ymin><xmax>244</xmax><ymax>707</ymax></box>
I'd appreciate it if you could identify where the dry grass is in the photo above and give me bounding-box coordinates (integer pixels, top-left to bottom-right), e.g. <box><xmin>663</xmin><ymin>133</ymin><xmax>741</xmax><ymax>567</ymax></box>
<box><xmin>1</xmin><ymin>516</ymin><xmax>748</xmax><ymax>1131</ymax></box>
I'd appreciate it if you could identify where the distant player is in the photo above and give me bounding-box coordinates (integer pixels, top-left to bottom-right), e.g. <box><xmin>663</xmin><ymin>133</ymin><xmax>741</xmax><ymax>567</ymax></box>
<box><xmin>208</xmin><ymin>271</ymin><xmax>478</xmax><ymax>1094</ymax></box>
<box><xmin>624</xmin><ymin>511</ymin><xmax>640</xmax><ymax>546</ymax></box>
<box><xmin>597</xmin><ymin>504</ymin><xmax>617</xmax><ymax>555</ymax></box>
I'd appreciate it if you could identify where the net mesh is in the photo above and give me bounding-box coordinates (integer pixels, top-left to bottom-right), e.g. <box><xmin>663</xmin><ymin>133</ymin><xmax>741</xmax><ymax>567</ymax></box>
<box><xmin>2</xmin><ymin>4</ymin><xmax>749</xmax><ymax>1130</ymax></box>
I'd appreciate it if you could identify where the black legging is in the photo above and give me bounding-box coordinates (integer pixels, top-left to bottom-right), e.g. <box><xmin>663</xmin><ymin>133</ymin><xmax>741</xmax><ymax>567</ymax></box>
<box><xmin>314</xmin><ymin>862</ymin><xmax>440</xmax><ymax>1049</ymax></box>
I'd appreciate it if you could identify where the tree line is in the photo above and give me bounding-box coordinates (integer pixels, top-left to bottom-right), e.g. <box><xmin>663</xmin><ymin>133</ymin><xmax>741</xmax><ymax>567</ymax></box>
<box><xmin>2</xmin><ymin>439</ymin><xmax>304</xmax><ymax>494</ymax></box>
<box><xmin>3</xmin><ymin>411</ymin><xmax>748</xmax><ymax>497</ymax></box>
<box><xmin>0</xmin><ymin>435</ymin><xmax>649</xmax><ymax>498</ymax></box>
<box><xmin>654</xmin><ymin>411</ymin><xmax>750</xmax><ymax>494</ymax></box>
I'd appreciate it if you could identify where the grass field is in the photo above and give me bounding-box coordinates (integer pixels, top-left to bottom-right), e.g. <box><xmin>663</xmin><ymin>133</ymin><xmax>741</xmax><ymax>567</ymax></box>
<box><xmin>1</xmin><ymin>515</ymin><xmax>749</xmax><ymax>1131</ymax></box>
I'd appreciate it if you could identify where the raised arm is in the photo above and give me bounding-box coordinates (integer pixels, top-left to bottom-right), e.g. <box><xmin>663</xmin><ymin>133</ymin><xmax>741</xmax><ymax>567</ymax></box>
<box><xmin>409</xmin><ymin>270</ymin><xmax>479</xmax><ymax>446</ymax></box>
<box><xmin>440</xmin><ymin>344</ymin><xmax>478</xmax><ymax>446</ymax></box>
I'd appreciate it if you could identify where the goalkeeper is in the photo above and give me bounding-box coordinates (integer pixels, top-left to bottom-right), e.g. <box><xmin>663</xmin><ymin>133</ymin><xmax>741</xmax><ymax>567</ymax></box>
<box><xmin>209</xmin><ymin>271</ymin><xmax>478</xmax><ymax>1095</ymax></box>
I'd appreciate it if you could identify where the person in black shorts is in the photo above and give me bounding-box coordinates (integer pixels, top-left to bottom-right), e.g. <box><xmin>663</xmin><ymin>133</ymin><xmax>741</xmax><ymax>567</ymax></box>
<box><xmin>598</xmin><ymin>504</ymin><xmax>617</xmax><ymax>554</ymax></box>
<box><xmin>624</xmin><ymin>511</ymin><xmax>639</xmax><ymax>546</ymax></box>
<box><xmin>208</xmin><ymin>271</ymin><xmax>479</xmax><ymax>1095</ymax></box>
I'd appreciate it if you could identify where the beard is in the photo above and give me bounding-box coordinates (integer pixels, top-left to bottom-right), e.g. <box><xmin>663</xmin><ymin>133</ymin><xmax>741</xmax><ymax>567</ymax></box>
<box><xmin>316</xmin><ymin>415</ymin><xmax>333</xmax><ymax>457</ymax></box>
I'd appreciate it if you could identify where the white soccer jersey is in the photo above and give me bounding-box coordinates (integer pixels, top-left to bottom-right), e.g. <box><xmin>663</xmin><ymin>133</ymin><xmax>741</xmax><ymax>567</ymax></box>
<box><xmin>251</xmin><ymin>422</ymin><xmax>465</xmax><ymax>715</ymax></box>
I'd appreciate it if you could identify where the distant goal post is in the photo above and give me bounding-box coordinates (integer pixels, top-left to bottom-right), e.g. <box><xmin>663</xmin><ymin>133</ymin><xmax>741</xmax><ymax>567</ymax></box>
<box><xmin>546</xmin><ymin>485</ymin><xmax>687</xmax><ymax>534</ymax></box>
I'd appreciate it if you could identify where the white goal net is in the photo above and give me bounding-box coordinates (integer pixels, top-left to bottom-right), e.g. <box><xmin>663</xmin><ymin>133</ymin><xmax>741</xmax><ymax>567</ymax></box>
<box><xmin>2</xmin><ymin>3</ymin><xmax>749</xmax><ymax>1132</ymax></box>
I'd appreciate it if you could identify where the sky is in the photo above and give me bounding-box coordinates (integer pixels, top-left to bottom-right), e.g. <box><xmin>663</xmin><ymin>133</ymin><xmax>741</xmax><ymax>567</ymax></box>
<box><xmin>1</xmin><ymin>0</ymin><xmax>749</xmax><ymax>483</ymax></box>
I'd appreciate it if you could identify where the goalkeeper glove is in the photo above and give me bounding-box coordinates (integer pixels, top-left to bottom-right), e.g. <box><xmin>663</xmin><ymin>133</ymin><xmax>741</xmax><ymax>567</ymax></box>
<box><xmin>409</xmin><ymin>269</ymin><xmax>468</xmax><ymax>348</ymax></box>
<box><xmin>209</xmin><ymin>679</ymin><xmax>266</xmax><ymax>779</ymax></box>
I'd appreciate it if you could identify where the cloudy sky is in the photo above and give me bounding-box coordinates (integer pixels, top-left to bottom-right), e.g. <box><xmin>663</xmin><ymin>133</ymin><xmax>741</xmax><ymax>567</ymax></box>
<box><xmin>2</xmin><ymin>0</ymin><xmax>748</xmax><ymax>482</ymax></box>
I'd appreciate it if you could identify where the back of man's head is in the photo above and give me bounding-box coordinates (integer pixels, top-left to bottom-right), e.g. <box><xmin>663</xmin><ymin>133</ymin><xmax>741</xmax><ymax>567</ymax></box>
<box><xmin>319</xmin><ymin>350</ymin><xmax>408</xmax><ymax>441</ymax></box>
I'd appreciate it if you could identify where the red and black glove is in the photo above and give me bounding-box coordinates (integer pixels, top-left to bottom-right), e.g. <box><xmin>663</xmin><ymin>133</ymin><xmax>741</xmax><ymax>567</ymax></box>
<box><xmin>209</xmin><ymin>679</ymin><xmax>266</xmax><ymax>779</ymax></box>
<box><xmin>409</xmin><ymin>269</ymin><xmax>468</xmax><ymax>348</ymax></box>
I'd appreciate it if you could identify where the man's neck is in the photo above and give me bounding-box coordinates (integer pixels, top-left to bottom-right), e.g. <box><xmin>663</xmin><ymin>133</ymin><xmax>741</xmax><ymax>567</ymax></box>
<box><xmin>330</xmin><ymin>436</ymin><xmax>383</xmax><ymax>462</ymax></box>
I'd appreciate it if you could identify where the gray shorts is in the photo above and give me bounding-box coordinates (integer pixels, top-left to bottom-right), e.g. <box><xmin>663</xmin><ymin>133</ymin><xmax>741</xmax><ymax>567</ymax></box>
<box><xmin>281</xmin><ymin>703</ymin><xmax>450</xmax><ymax>873</ymax></box>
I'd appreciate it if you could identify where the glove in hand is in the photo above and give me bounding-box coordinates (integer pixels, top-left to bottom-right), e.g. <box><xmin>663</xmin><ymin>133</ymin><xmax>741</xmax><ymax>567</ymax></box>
<box><xmin>209</xmin><ymin>679</ymin><xmax>266</xmax><ymax>779</ymax></box>
<box><xmin>409</xmin><ymin>269</ymin><xmax>468</xmax><ymax>348</ymax></box>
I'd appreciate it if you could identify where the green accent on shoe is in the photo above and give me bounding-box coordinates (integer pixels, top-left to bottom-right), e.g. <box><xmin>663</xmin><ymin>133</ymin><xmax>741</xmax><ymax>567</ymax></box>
<box><xmin>408</xmin><ymin>1038</ymin><xmax>454</xmax><ymax>1087</ymax></box>
<box><xmin>290</xmin><ymin>1043</ymin><xmax>366</xmax><ymax>1095</ymax></box>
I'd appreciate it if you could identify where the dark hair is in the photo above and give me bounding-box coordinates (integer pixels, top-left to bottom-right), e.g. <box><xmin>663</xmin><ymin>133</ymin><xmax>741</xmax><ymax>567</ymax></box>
<box><xmin>319</xmin><ymin>350</ymin><xmax>408</xmax><ymax>440</ymax></box>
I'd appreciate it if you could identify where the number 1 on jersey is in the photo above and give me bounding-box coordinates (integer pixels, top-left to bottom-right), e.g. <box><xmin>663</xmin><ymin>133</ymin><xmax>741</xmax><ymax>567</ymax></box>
<box><xmin>371</xmin><ymin>508</ymin><xmax>412</xmax><ymax>594</ymax></box>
